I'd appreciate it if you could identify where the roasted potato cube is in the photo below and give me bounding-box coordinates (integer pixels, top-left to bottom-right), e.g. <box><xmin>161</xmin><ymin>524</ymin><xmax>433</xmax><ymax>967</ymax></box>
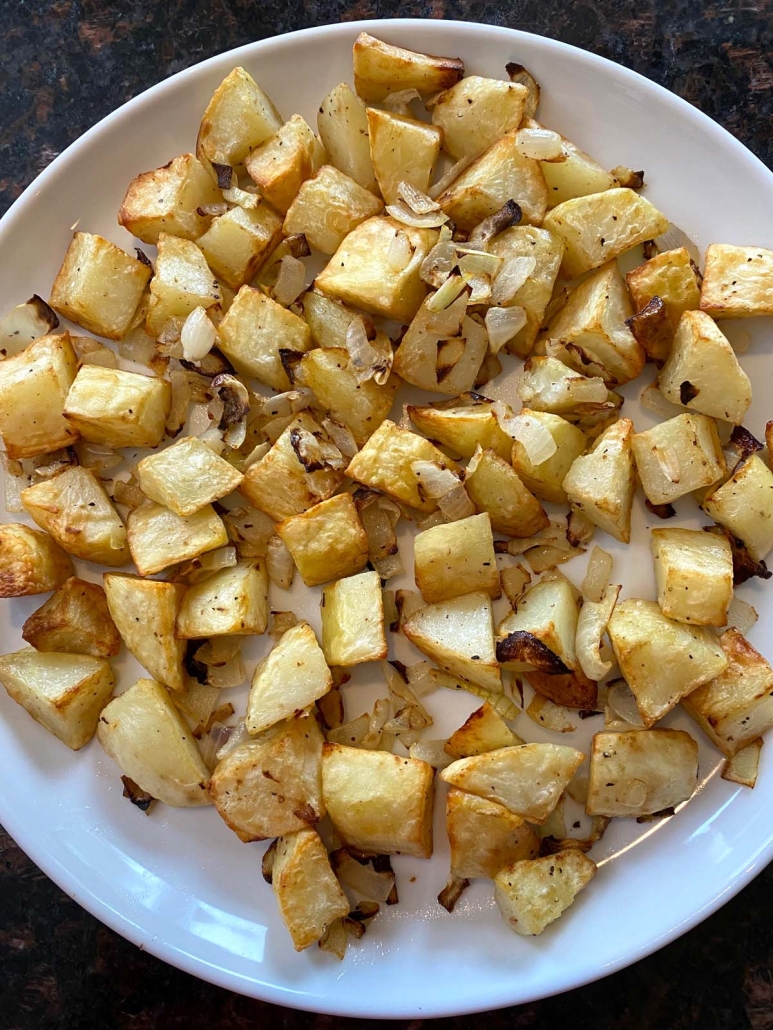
<box><xmin>104</xmin><ymin>574</ymin><xmax>185</xmax><ymax>691</ymax></box>
<box><xmin>0</xmin><ymin>523</ymin><xmax>73</xmax><ymax>597</ymax></box>
<box><xmin>444</xmin><ymin>702</ymin><xmax>521</xmax><ymax>759</ymax></box>
<box><xmin>246</xmin><ymin>621</ymin><xmax>332</xmax><ymax>734</ymax></box>
<box><xmin>321</xmin><ymin>569</ymin><xmax>387</xmax><ymax>667</ymax></box>
<box><xmin>145</xmin><ymin>233</ymin><xmax>221</xmax><ymax>337</ymax></box>
<box><xmin>702</xmin><ymin>455</ymin><xmax>773</xmax><ymax>561</ymax></box>
<box><xmin>403</xmin><ymin>591</ymin><xmax>501</xmax><ymax>691</ymax></box>
<box><xmin>299</xmin><ymin>348</ymin><xmax>397</xmax><ymax>445</ymax></box>
<box><xmin>432</xmin><ymin>76</ymin><xmax>527</xmax><ymax>161</ymax></box>
<box><xmin>0</xmin><ymin>648</ymin><xmax>114</xmax><ymax>751</ymax></box>
<box><xmin>127</xmin><ymin>502</ymin><xmax>227</xmax><ymax>577</ymax></box>
<box><xmin>210</xmin><ymin>712</ymin><xmax>324</xmax><ymax>839</ymax></box>
<box><xmin>345</xmin><ymin>419</ymin><xmax>458</xmax><ymax>512</ymax></box>
<box><xmin>441</xmin><ymin>743</ymin><xmax>584</xmax><ymax>823</ymax></box>
<box><xmin>272</xmin><ymin>828</ymin><xmax>350</xmax><ymax>951</ymax></box>
<box><xmin>632</xmin><ymin>413</ymin><xmax>726</xmax><ymax>506</ymax></box>
<box><xmin>244</xmin><ymin>114</ymin><xmax>326</xmax><ymax>214</ymax></box>
<box><xmin>537</xmin><ymin>262</ymin><xmax>645</xmax><ymax>386</ymax></box>
<box><xmin>49</xmin><ymin>232</ymin><xmax>150</xmax><ymax>340</ymax></box>
<box><xmin>722</xmin><ymin>739</ymin><xmax>762</xmax><ymax>788</ymax></box>
<box><xmin>118</xmin><ymin>153</ymin><xmax>222</xmax><ymax>244</ymax></box>
<box><xmin>317</xmin><ymin>83</ymin><xmax>378</xmax><ymax>193</ymax></box>
<box><xmin>239</xmin><ymin>412</ymin><xmax>344</xmax><ymax>521</ymax></box>
<box><xmin>658</xmin><ymin>311</ymin><xmax>751</xmax><ymax>424</ymax></box>
<box><xmin>352</xmin><ymin>31</ymin><xmax>463</xmax><ymax>102</ymax></box>
<box><xmin>543</xmin><ymin>188</ymin><xmax>669</xmax><ymax>278</ymax></box>
<box><xmin>196</xmin><ymin>204</ymin><xmax>283</xmax><ymax>289</ymax></box>
<box><xmin>465</xmin><ymin>448</ymin><xmax>549</xmax><ymax>538</ymax></box>
<box><xmin>437</xmin><ymin>131</ymin><xmax>547</xmax><ymax>230</ymax></box>
<box><xmin>625</xmin><ymin>247</ymin><xmax>702</xmax><ymax>335</ymax></box>
<box><xmin>21</xmin><ymin>466</ymin><xmax>128</xmax><ymax>566</ymax></box>
<box><xmin>494</xmin><ymin>850</ymin><xmax>596</xmax><ymax>935</ymax></box>
<box><xmin>322</xmin><ymin>742</ymin><xmax>434</xmax><ymax>857</ymax></box>
<box><xmin>407</xmin><ymin>400</ymin><xmax>512</xmax><ymax>461</ymax></box>
<box><xmin>496</xmin><ymin>577</ymin><xmax>578</xmax><ymax>673</ymax></box>
<box><xmin>0</xmin><ymin>295</ymin><xmax>59</xmax><ymax>358</ymax></box>
<box><xmin>608</xmin><ymin>598</ymin><xmax>728</xmax><ymax>726</ymax></box>
<box><xmin>446</xmin><ymin>789</ymin><xmax>538</xmax><ymax>880</ymax></box>
<box><xmin>196</xmin><ymin>66</ymin><xmax>282</xmax><ymax>171</ymax></box>
<box><xmin>98</xmin><ymin>678</ymin><xmax>210</xmax><ymax>805</ymax></box>
<box><xmin>586</xmin><ymin>729</ymin><xmax>699</xmax><ymax>817</ymax></box>
<box><xmin>652</xmin><ymin>527</ymin><xmax>733</xmax><ymax>626</ymax></box>
<box><xmin>542</xmin><ymin>134</ymin><xmax>617</xmax><ymax>208</ymax></box>
<box><xmin>301</xmin><ymin>290</ymin><xmax>372</xmax><ymax>349</ymax></box>
<box><xmin>22</xmin><ymin>577</ymin><xmax>119</xmax><ymax>658</ymax></box>
<box><xmin>683</xmin><ymin>628</ymin><xmax>773</xmax><ymax>757</ymax></box>
<box><xmin>511</xmin><ymin>410</ymin><xmax>587</xmax><ymax>504</ymax></box>
<box><xmin>700</xmin><ymin>243</ymin><xmax>773</xmax><ymax>318</ymax></box>
<box><xmin>176</xmin><ymin>560</ymin><xmax>268</xmax><ymax>639</ymax></box>
<box><xmin>0</xmin><ymin>333</ymin><xmax>79</xmax><ymax>458</ymax></box>
<box><xmin>64</xmin><ymin>364</ymin><xmax>171</xmax><ymax>449</ymax></box>
<box><xmin>366</xmin><ymin>108</ymin><xmax>441</xmax><ymax>204</ymax></box>
<box><xmin>414</xmin><ymin>512</ymin><xmax>499</xmax><ymax>603</ymax></box>
<box><xmin>562</xmin><ymin>418</ymin><xmax>635</xmax><ymax>543</ymax></box>
<box><xmin>283</xmin><ymin>165</ymin><xmax>384</xmax><ymax>255</ymax></box>
<box><xmin>276</xmin><ymin>493</ymin><xmax>369</xmax><ymax>588</ymax></box>
<box><xmin>517</xmin><ymin>355</ymin><xmax>622</xmax><ymax>425</ymax></box>
<box><xmin>393</xmin><ymin>293</ymin><xmax>488</xmax><ymax>395</ymax></box>
<box><xmin>136</xmin><ymin>436</ymin><xmax>243</xmax><ymax>517</ymax></box>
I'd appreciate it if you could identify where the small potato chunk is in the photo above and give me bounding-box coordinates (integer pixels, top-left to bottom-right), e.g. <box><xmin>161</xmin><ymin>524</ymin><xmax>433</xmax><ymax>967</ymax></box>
<box><xmin>145</xmin><ymin>233</ymin><xmax>221</xmax><ymax>337</ymax></box>
<box><xmin>438</xmin><ymin>131</ymin><xmax>547</xmax><ymax>230</ymax></box>
<box><xmin>239</xmin><ymin>412</ymin><xmax>343</xmax><ymax>521</ymax></box>
<box><xmin>444</xmin><ymin>702</ymin><xmax>521</xmax><ymax>759</ymax></box>
<box><xmin>511</xmin><ymin>410</ymin><xmax>587</xmax><ymax>504</ymax></box>
<box><xmin>393</xmin><ymin>293</ymin><xmax>488</xmax><ymax>395</ymax></box>
<box><xmin>517</xmin><ymin>355</ymin><xmax>622</xmax><ymax>425</ymax></box>
<box><xmin>722</xmin><ymin>739</ymin><xmax>762</xmax><ymax>788</ymax></box>
<box><xmin>210</xmin><ymin>713</ymin><xmax>324</xmax><ymax>840</ymax></box>
<box><xmin>321</xmin><ymin>569</ymin><xmax>387</xmax><ymax>667</ymax></box>
<box><xmin>465</xmin><ymin>448</ymin><xmax>549</xmax><ymax>538</ymax></box>
<box><xmin>441</xmin><ymin>743</ymin><xmax>584</xmax><ymax>823</ymax></box>
<box><xmin>22</xmin><ymin>577</ymin><xmax>119</xmax><ymax>658</ymax></box>
<box><xmin>98</xmin><ymin>678</ymin><xmax>210</xmax><ymax>805</ymax></box>
<box><xmin>345</xmin><ymin>419</ymin><xmax>458</xmax><ymax>513</ymax></box>
<box><xmin>494</xmin><ymin>850</ymin><xmax>596</xmax><ymax>935</ymax></box>
<box><xmin>217</xmin><ymin>285</ymin><xmax>312</xmax><ymax>391</ymax></box>
<box><xmin>407</xmin><ymin>401</ymin><xmax>512</xmax><ymax>461</ymax></box>
<box><xmin>587</xmin><ymin>729</ymin><xmax>699</xmax><ymax>817</ymax></box>
<box><xmin>447</xmin><ymin>789</ymin><xmax>538</xmax><ymax>880</ymax></box>
<box><xmin>0</xmin><ymin>295</ymin><xmax>59</xmax><ymax>358</ymax></box>
<box><xmin>0</xmin><ymin>523</ymin><xmax>73</xmax><ymax>597</ymax></box>
<box><xmin>414</xmin><ymin>512</ymin><xmax>499</xmax><ymax>603</ymax></box>
<box><xmin>700</xmin><ymin>243</ymin><xmax>773</xmax><ymax>318</ymax></box>
<box><xmin>658</xmin><ymin>311</ymin><xmax>751</xmax><ymax>424</ymax></box>
<box><xmin>196</xmin><ymin>66</ymin><xmax>282</xmax><ymax>171</ymax></box>
<box><xmin>21</xmin><ymin>466</ymin><xmax>129</xmax><ymax>567</ymax></box>
<box><xmin>197</xmin><ymin>204</ymin><xmax>283</xmax><ymax>289</ymax></box>
<box><xmin>403</xmin><ymin>591</ymin><xmax>501</xmax><ymax>691</ymax></box>
<box><xmin>0</xmin><ymin>333</ymin><xmax>79</xmax><ymax>458</ymax></box>
<box><xmin>244</xmin><ymin>115</ymin><xmax>326</xmax><ymax>214</ymax></box>
<box><xmin>432</xmin><ymin>76</ymin><xmax>527</xmax><ymax>161</ymax></box>
<box><xmin>276</xmin><ymin>494</ymin><xmax>369</xmax><ymax>588</ymax></box>
<box><xmin>0</xmin><ymin>648</ymin><xmax>114</xmax><ymax>750</ymax></box>
<box><xmin>652</xmin><ymin>527</ymin><xmax>733</xmax><ymax>627</ymax></box>
<box><xmin>317</xmin><ymin>83</ymin><xmax>378</xmax><ymax>193</ymax></box>
<box><xmin>626</xmin><ymin>247</ymin><xmax>702</xmax><ymax>334</ymax></box>
<box><xmin>543</xmin><ymin>188</ymin><xmax>669</xmax><ymax>278</ymax></box>
<box><xmin>272</xmin><ymin>828</ymin><xmax>349</xmax><ymax>951</ymax></box>
<box><xmin>537</xmin><ymin>262</ymin><xmax>644</xmax><ymax>386</ymax></box>
<box><xmin>64</xmin><ymin>364</ymin><xmax>171</xmax><ymax>449</ymax></box>
<box><xmin>702</xmin><ymin>455</ymin><xmax>773</xmax><ymax>562</ymax></box>
<box><xmin>118</xmin><ymin>153</ymin><xmax>222</xmax><ymax>244</ymax></box>
<box><xmin>367</xmin><ymin>108</ymin><xmax>441</xmax><ymax>204</ymax></box>
<box><xmin>315</xmin><ymin>216</ymin><xmax>436</xmax><ymax>322</ymax></box>
<box><xmin>50</xmin><ymin>232</ymin><xmax>151</xmax><ymax>340</ymax></box>
<box><xmin>542</xmin><ymin>134</ymin><xmax>617</xmax><ymax>208</ymax></box>
<box><xmin>632</xmin><ymin>413</ymin><xmax>726</xmax><ymax>506</ymax></box>
<box><xmin>299</xmin><ymin>348</ymin><xmax>397</xmax><ymax>445</ymax></box>
<box><xmin>683</xmin><ymin>628</ymin><xmax>773</xmax><ymax>757</ymax></box>
<box><xmin>104</xmin><ymin>574</ymin><xmax>185</xmax><ymax>691</ymax></box>
<box><xmin>127</xmin><ymin>502</ymin><xmax>227</xmax><ymax>577</ymax></box>
<box><xmin>301</xmin><ymin>290</ymin><xmax>372</xmax><ymax>349</ymax></box>
<box><xmin>136</xmin><ymin>436</ymin><xmax>243</xmax><ymax>517</ymax></box>
<box><xmin>608</xmin><ymin>598</ymin><xmax>728</xmax><ymax>726</ymax></box>
<box><xmin>322</xmin><ymin>742</ymin><xmax>434</xmax><ymax>858</ymax></box>
<box><xmin>563</xmin><ymin>418</ymin><xmax>635</xmax><ymax>543</ymax></box>
<box><xmin>283</xmin><ymin>165</ymin><xmax>384</xmax><ymax>255</ymax></box>
<box><xmin>352</xmin><ymin>31</ymin><xmax>464</xmax><ymax>102</ymax></box>
<box><xmin>246</xmin><ymin>621</ymin><xmax>331</xmax><ymax>734</ymax></box>
<box><xmin>496</xmin><ymin>577</ymin><xmax>578</xmax><ymax>673</ymax></box>
<box><xmin>176</xmin><ymin>560</ymin><xmax>268</xmax><ymax>639</ymax></box>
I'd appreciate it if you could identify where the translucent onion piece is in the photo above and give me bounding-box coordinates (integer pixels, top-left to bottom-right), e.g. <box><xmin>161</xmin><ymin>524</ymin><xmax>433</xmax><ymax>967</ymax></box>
<box><xmin>500</xmin><ymin>563</ymin><xmax>532</xmax><ymax>607</ymax></box>
<box><xmin>223</xmin><ymin>506</ymin><xmax>275</xmax><ymax>557</ymax></box>
<box><xmin>397</xmin><ymin>180</ymin><xmax>441</xmax><ymax>214</ymax></box>
<box><xmin>383</xmin><ymin>88</ymin><xmax>422</xmax><ymax>110</ymax></box>
<box><xmin>2</xmin><ymin>457</ymin><xmax>24</xmax><ymax>513</ymax></box>
<box><xmin>331</xmin><ymin>850</ymin><xmax>396</xmax><ymax>901</ymax></box>
<box><xmin>438</xmin><ymin>481</ymin><xmax>475</xmax><ymax>522</ymax></box>
<box><xmin>429</xmin><ymin>155</ymin><xmax>474</xmax><ymax>200</ymax></box>
<box><xmin>73</xmin><ymin>336</ymin><xmax>118</xmax><ymax>368</ymax></box>
<box><xmin>606</xmin><ymin>679</ymin><xmax>644</xmax><ymax>728</ymax></box>
<box><xmin>724</xmin><ymin>595</ymin><xmax>758</xmax><ymax>635</ymax></box>
<box><xmin>525</xmin><ymin>693</ymin><xmax>576</xmax><ymax>732</ymax></box>
<box><xmin>464</xmin><ymin>273</ymin><xmax>492</xmax><ymax>305</ymax></box>
<box><xmin>582</xmin><ymin>545</ymin><xmax>614</xmax><ymax>603</ymax></box>
<box><xmin>381</xmin><ymin>662</ymin><xmax>432</xmax><ymax>726</ymax></box>
<box><xmin>566</xmin><ymin>773</ymin><xmax>589</xmax><ymax>805</ymax></box>
<box><xmin>273</xmin><ymin>255</ymin><xmax>306</xmax><ymax>307</ymax></box>
<box><xmin>386</xmin><ymin>201</ymin><xmax>448</xmax><ymax>228</ymax></box>
<box><xmin>269</xmin><ymin>610</ymin><xmax>299</xmax><ymax>639</ymax></box>
<box><xmin>458</xmin><ymin>251</ymin><xmax>502</xmax><ymax>278</ymax></box>
<box><xmin>205</xmin><ymin>653</ymin><xmax>246</xmax><ymax>689</ymax></box>
<box><xmin>260</xmin><ymin>388</ymin><xmax>314</xmax><ymax>420</ymax></box>
<box><xmin>427</xmin><ymin>668</ymin><xmax>520</xmax><ymax>720</ymax></box>
<box><xmin>327</xmin><ymin>712</ymin><xmax>370</xmax><ymax>747</ymax></box>
<box><xmin>321</xmin><ymin>417</ymin><xmax>358</xmax><ymax>459</ymax></box>
<box><xmin>426</xmin><ymin>274</ymin><xmax>469</xmax><ymax>313</ymax></box>
<box><xmin>408</xmin><ymin>738</ymin><xmax>454</xmax><ymax>770</ymax></box>
<box><xmin>215</xmin><ymin>717</ymin><xmax>250</xmax><ymax>762</ymax></box>
<box><xmin>75</xmin><ymin>441</ymin><xmax>122</xmax><ymax>473</ymax></box>
<box><xmin>518</xmin><ymin>364</ymin><xmax>608</xmax><ymax>409</ymax></box>
<box><xmin>344</xmin><ymin>317</ymin><xmax>393</xmax><ymax>386</ymax></box>
<box><xmin>267</xmin><ymin>534</ymin><xmax>294</xmax><ymax>589</ymax></box>
<box><xmin>404</xmin><ymin>661</ymin><xmax>439</xmax><ymax>698</ymax></box>
<box><xmin>241</xmin><ymin>440</ymin><xmax>271</xmax><ymax>470</ymax></box>
<box><xmin>166</xmin><ymin>370</ymin><xmax>192</xmax><ymax>437</ymax></box>
<box><xmin>410</xmin><ymin>459</ymin><xmax>460</xmax><ymax>499</ymax></box>
<box><xmin>491</xmin><ymin>256</ymin><xmax>536</xmax><ymax>305</ymax></box>
<box><xmin>576</xmin><ymin>584</ymin><xmax>620</xmax><ymax>681</ymax></box>
<box><xmin>515</xmin><ymin>127</ymin><xmax>563</xmax><ymax>161</ymax></box>
<box><xmin>119</xmin><ymin>325</ymin><xmax>157</xmax><ymax>367</ymax></box>
<box><xmin>195</xmin><ymin>636</ymin><xmax>242</xmax><ymax>665</ymax></box>
<box><xmin>199</xmin><ymin>545</ymin><xmax>238</xmax><ymax>572</ymax></box>
<box><xmin>485</xmin><ymin>305</ymin><xmax>528</xmax><ymax>353</ymax></box>
<box><xmin>504</xmin><ymin>520</ymin><xmax>568</xmax><ymax>556</ymax></box>
<box><xmin>199</xmin><ymin>721</ymin><xmax>233</xmax><ymax>770</ymax></box>
<box><xmin>197</xmin><ymin>202</ymin><xmax>229</xmax><ymax>217</ymax></box>
<box><xmin>175</xmin><ymin>680</ymin><xmax>219</xmax><ymax>731</ymax></box>
<box><xmin>420</xmin><ymin>239</ymin><xmax>456</xmax><ymax>288</ymax></box>
<box><xmin>492</xmin><ymin>401</ymin><xmax>557</xmax><ymax>464</ymax></box>
<box><xmin>180</xmin><ymin>306</ymin><xmax>217</xmax><ymax>363</ymax></box>
<box><xmin>386</xmin><ymin>228</ymin><xmax>413</xmax><ymax>270</ymax></box>
<box><xmin>653</xmin><ymin>222</ymin><xmax>701</xmax><ymax>264</ymax></box>
<box><xmin>197</xmin><ymin>426</ymin><xmax>226</xmax><ymax>454</ymax></box>
<box><xmin>526</xmin><ymin>542</ymin><xmax>583</xmax><ymax>573</ymax></box>
<box><xmin>222</xmin><ymin>185</ymin><xmax>261</xmax><ymax>209</ymax></box>
<box><xmin>319</xmin><ymin>919</ymin><xmax>348</xmax><ymax>961</ymax></box>
<box><xmin>640</xmin><ymin>382</ymin><xmax>688</xmax><ymax>420</ymax></box>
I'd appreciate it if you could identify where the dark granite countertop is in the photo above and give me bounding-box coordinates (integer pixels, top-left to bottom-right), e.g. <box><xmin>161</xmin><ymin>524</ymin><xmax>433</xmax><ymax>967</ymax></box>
<box><xmin>1</xmin><ymin>2</ymin><xmax>773</xmax><ymax>1027</ymax></box>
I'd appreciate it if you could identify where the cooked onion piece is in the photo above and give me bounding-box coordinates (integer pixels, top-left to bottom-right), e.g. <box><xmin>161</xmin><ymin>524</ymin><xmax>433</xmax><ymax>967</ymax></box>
<box><xmin>577</xmin><ymin>584</ymin><xmax>620</xmax><ymax>681</ymax></box>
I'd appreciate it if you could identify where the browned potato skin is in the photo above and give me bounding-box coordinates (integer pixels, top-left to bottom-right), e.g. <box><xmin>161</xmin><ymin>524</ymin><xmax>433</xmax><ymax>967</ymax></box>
<box><xmin>0</xmin><ymin>524</ymin><xmax>73</xmax><ymax>598</ymax></box>
<box><xmin>525</xmin><ymin>668</ymin><xmax>598</xmax><ymax>710</ymax></box>
<box><xmin>22</xmin><ymin>577</ymin><xmax>120</xmax><ymax>658</ymax></box>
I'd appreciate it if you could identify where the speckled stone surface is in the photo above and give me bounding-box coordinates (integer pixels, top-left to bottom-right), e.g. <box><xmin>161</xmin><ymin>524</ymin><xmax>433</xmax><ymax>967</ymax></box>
<box><xmin>1</xmin><ymin>2</ymin><xmax>773</xmax><ymax>1027</ymax></box>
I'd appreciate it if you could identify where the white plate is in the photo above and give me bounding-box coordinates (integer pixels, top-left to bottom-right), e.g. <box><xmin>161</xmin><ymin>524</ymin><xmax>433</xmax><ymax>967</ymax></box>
<box><xmin>1</xmin><ymin>18</ymin><xmax>773</xmax><ymax>1019</ymax></box>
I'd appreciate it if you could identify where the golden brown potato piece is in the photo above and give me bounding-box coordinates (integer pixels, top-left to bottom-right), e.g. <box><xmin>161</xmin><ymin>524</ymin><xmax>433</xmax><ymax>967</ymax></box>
<box><xmin>244</xmin><ymin>114</ymin><xmax>326</xmax><ymax>213</ymax></box>
<box><xmin>631</xmin><ymin>413</ymin><xmax>726</xmax><ymax>506</ymax></box>
<box><xmin>407</xmin><ymin>400</ymin><xmax>512</xmax><ymax>461</ymax></box>
<box><xmin>721</xmin><ymin>739</ymin><xmax>762</xmax><ymax>788</ymax></box>
<box><xmin>414</xmin><ymin>512</ymin><xmax>500</xmax><ymax>603</ymax></box>
<box><xmin>64</xmin><ymin>364</ymin><xmax>171</xmax><ymax>449</ymax></box>
<box><xmin>317</xmin><ymin>83</ymin><xmax>378</xmax><ymax>193</ymax></box>
<box><xmin>625</xmin><ymin>247</ymin><xmax>702</xmax><ymax>335</ymax></box>
<box><xmin>432</xmin><ymin>76</ymin><xmax>527</xmax><ymax>161</ymax></box>
<box><xmin>175</xmin><ymin>560</ymin><xmax>268</xmax><ymax>639</ymax></box>
<box><xmin>702</xmin><ymin>455</ymin><xmax>773</xmax><ymax>562</ymax></box>
<box><xmin>127</xmin><ymin>502</ymin><xmax>227</xmax><ymax>577</ymax></box>
<box><xmin>367</xmin><ymin>108</ymin><xmax>442</xmax><ymax>204</ymax></box>
<box><xmin>320</xmin><ymin>570</ymin><xmax>387</xmax><ymax>667</ymax></box>
<box><xmin>465</xmin><ymin>449</ymin><xmax>549</xmax><ymax>539</ymax></box>
<box><xmin>542</xmin><ymin>133</ymin><xmax>617</xmax><ymax>208</ymax></box>
<box><xmin>496</xmin><ymin>578</ymin><xmax>578</xmax><ymax>673</ymax></box>
<box><xmin>276</xmin><ymin>493</ymin><xmax>369</xmax><ymax>588</ymax></box>
<box><xmin>511</xmin><ymin>410</ymin><xmax>587</xmax><ymax>505</ymax></box>
<box><xmin>196</xmin><ymin>204</ymin><xmax>283</xmax><ymax>289</ymax></box>
<box><xmin>118</xmin><ymin>153</ymin><xmax>222</xmax><ymax>244</ymax></box>
<box><xmin>272</xmin><ymin>828</ymin><xmax>350</xmax><ymax>951</ymax></box>
<box><xmin>299</xmin><ymin>348</ymin><xmax>398</xmax><ymax>446</ymax></box>
<box><xmin>136</xmin><ymin>436</ymin><xmax>244</xmax><ymax>518</ymax></box>
<box><xmin>446</xmin><ymin>788</ymin><xmax>538</xmax><ymax>880</ymax></box>
<box><xmin>0</xmin><ymin>523</ymin><xmax>73</xmax><ymax>597</ymax></box>
<box><xmin>0</xmin><ymin>295</ymin><xmax>60</xmax><ymax>358</ymax></box>
<box><xmin>562</xmin><ymin>418</ymin><xmax>635</xmax><ymax>544</ymax></box>
<box><xmin>196</xmin><ymin>66</ymin><xmax>282</xmax><ymax>171</ymax></box>
<box><xmin>700</xmin><ymin>243</ymin><xmax>773</xmax><ymax>318</ymax></box>
<box><xmin>352</xmin><ymin>31</ymin><xmax>463</xmax><ymax>102</ymax></box>
<box><xmin>651</xmin><ymin>527</ymin><xmax>733</xmax><ymax>627</ymax></box>
<box><xmin>145</xmin><ymin>233</ymin><xmax>221</xmax><ymax>337</ymax></box>
<box><xmin>246</xmin><ymin>621</ymin><xmax>331</xmax><ymax>734</ymax></box>
<box><xmin>22</xmin><ymin>577</ymin><xmax>119</xmax><ymax>658</ymax></box>
<box><xmin>494</xmin><ymin>850</ymin><xmax>596</xmax><ymax>935</ymax></box>
<box><xmin>283</xmin><ymin>165</ymin><xmax>384</xmax><ymax>255</ymax></box>
<box><xmin>444</xmin><ymin>702</ymin><xmax>521</xmax><ymax>759</ymax></box>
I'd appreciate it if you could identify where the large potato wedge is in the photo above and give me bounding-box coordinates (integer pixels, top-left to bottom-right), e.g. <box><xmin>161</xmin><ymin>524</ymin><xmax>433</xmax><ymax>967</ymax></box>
<box><xmin>246</xmin><ymin>621</ymin><xmax>331</xmax><ymax>734</ymax></box>
<box><xmin>276</xmin><ymin>493</ymin><xmax>369</xmax><ymax>588</ymax></box>
<box><xmin>272</xmin><ymin>828</ymin><xmax>350</xmax><ymax>951</ymax></box>
<box><xmin>464</xmin><ymin>449</ymin><xmax>549</xmax><ymax>539</ymax></box>
<box><xmin>632</xmin><ymin>413</ymin><xmax>726</xmax><ymax>507</ymax></box>
<box><xmin>431</xmin><ymin>76</ymin><xmax>527</xmax><ymax>161</ymax></box>
<box><xmin>244</xmin><ymin>114</ymin><xmax>326</xmax><ymax>214</ymax></box>
<box><xmin>352</xmin><ymin>31</ymin><xmax>463</xmax><ymax>102</ymax></box>
<box><xmin>444</xmin><ymin>702</ymin><xmax>522</xmax><ymax>759</ymax></box>
<box><xmin>367</xmin><ymin>108</ymin><xmax>441</xmax><ymax>204</ymax></box>
<box><xmin>127</xmin><ymin>502</ymin><xmax>227</xmax><ymax>577</ymax></box>
<box><xmin>321</xmin><ymin>570</ymin><xmax>387</xmax><ymax>667</ymax></box>
<box><xmin>196</xmin><ymin>66</ymin><xmax>282</xmax><ymax>171</ymax></box>
<box><xmin>702</xmin><ymin>455</ymin><xmax>773</xmax><ymax>562</ymax></box>
<box><xmin>651</xmin><ymin>527</ymin><xmax>733</xmax><ymax>627</ymax></box>
<box><xmin>118</xmin><ymin>153</ymin><xmax>222</xmax><ymax>244</ymax></box>
<box><xmin>562</xmin><ymin>418</ymin><xmax>635</xmax><ymax>544</ymax></box>
<box><xmin>414</xmin><ymin>512</ymin><xmax>500</xmax><ymax>603</ymax></box>
<box><xmin>299</xmin><ymin>348</ymin><xmax>398</xmax><ymax>446</ymax></box>
<box><xmin>136</xmin><ymin>435</ymin><xmax>244</xmax><ymax>517</ymax></box>
<box><xmin>317</xmin><ymin>83</ymin><xmax>378</xmax><ymax>193</ymax></box>
<box><xmin>22</xmin><ymin>577</ymin><xmax>119</xmax><ymax>658</ymax></box>
<box><xmin>494</xmin><ymin>850</ymin><xmax>596</xmax><ymax>935</ymax></box>
<box><xmin>496</xmin><ymin>577</ymin><xmax>578</xmax><ymax>673</ymax></box>
<box><xmin>63</xmin><ymin>364</ymin><xmax>171</xmax><ymax>449</ymax></box>
<box><xmin>175</xmin><ymin>560</ymin><xmax>268</xmax><ymax>639</ymax></box>
<box><xmin>283</xmin><ymin>165</ymin><xmax>384</xmax><ymax>255</ymax></box>
<box><xmin>197</xmin><ymin>204</ymin><xmax>283</xmax><ymax>290</ymax></box>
